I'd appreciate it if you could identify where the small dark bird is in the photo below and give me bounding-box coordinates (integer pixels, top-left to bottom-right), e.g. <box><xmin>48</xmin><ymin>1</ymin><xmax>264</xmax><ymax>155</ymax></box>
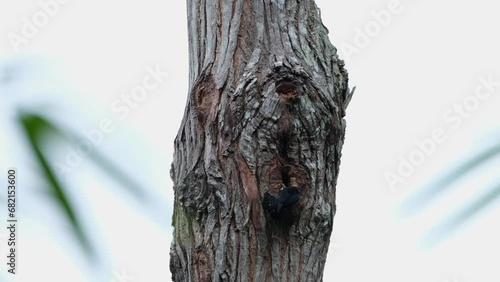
<box><xmin>263</xmin><ymin>184</ymin><xmax>299</xmax><ymax>219</ymax></box>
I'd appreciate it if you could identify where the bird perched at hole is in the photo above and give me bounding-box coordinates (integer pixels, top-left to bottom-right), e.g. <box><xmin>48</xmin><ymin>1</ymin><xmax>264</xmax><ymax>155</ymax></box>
<box><xmin>263</xmin><ymin>184</ymin><xmax>299</xmax><ymax>219</ymax></box>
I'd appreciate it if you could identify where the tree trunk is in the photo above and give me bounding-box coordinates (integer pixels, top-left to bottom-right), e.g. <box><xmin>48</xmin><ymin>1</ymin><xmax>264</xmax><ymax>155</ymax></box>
<box><xmin>170</xmin><ymin>0</ymin><xmax>353</xmax><ymax>281</ymax></box>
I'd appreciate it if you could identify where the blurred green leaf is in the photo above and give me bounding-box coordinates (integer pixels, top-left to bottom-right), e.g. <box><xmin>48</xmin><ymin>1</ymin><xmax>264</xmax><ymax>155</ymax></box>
<box><xmin>64</xmin><ymin>131</ymin><xmax>146</xmax><ymax>201</ymax></box>
<box><xmin>401</xmin><ymin>143</ymin><xmax>500</xmax><ymax>216</ymax></box>
<box><xmin>17</xmin><ymin>112</ymin><xmax>95</xmax><ymax>259</ymax></box>
<box><xmin>423</xmin><ymin>184</ymin><xmax>500</xmax><ymax>246</ymax></box>
<box><xmin>17</xmin><ymin>110</ymin><xmax>150</xmax><ymax>261</ymax></box>
<box><xmin>401</xmin><ymin>142</ymin><xmax>500</xmax><ymax>245</ymax></box>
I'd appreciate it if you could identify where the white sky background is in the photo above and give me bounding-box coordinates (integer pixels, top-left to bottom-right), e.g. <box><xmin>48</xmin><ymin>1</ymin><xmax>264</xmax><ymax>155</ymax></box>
<box><xmin>1</xmin><ymin>0</ymin><xmax>500</xmax><ymax>281</ymax></box>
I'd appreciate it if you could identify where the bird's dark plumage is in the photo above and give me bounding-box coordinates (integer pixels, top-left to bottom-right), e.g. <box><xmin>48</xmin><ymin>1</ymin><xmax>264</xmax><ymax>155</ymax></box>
<box><xmin>263</xmin><ymin>185</ymin><xmax>299</xmax><ymax>219</ymax></box>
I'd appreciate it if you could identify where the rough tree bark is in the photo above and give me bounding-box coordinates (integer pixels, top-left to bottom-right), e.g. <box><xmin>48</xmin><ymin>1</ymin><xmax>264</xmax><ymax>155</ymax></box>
<box><xmin>170</xmin><ymin>0</ymin><xmax>353</xmax><ymax>281</ymax></box>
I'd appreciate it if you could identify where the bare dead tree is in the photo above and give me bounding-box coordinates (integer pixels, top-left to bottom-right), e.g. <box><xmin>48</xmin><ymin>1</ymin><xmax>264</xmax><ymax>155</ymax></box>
<box><xmin>170</xmin><ymin>0</ymin><xmax>353</xmax><ymax>281</ymax></box>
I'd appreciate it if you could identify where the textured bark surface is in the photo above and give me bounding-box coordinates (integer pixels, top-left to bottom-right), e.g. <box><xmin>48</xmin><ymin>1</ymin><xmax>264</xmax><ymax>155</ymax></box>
<box><xmin>170</xmin><ymin>0</ymin><xmax>353</xmax><ymax>281</ymax></box>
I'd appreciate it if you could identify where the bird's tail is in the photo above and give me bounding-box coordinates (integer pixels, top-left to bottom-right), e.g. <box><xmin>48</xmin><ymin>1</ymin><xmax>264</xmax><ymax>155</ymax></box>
<box><xmin>263</xmin><ymin>192</ymin><xmax>279</xmax><ymax>217</ymax></box>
